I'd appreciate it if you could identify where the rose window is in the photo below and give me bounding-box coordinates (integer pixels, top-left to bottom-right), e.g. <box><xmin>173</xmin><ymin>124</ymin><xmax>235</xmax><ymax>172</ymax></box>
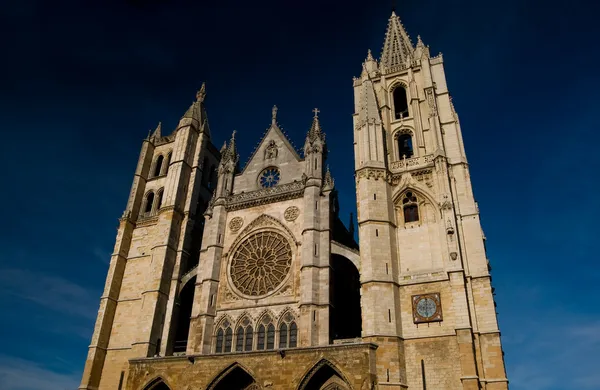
<box><xmin>230</xmin><ymin>231</ymin><xmax>292</xmax><ymax>296</ymax></box>
<box><xmin>259</xmin><ymin>167</ymin><xmax>280</xmax><ymax>188</ymax></box>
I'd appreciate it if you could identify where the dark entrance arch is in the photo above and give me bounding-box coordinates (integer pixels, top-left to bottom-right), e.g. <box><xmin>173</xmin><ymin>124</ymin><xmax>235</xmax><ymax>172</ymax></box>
<box><xmin>298</xmin><ymin>359</ymin><xmax>351</xmax><ymax>390</ymax></box>
<box><xmin>172</xmin><ymin>276</ymin><xmax>195</xmax><ymax>354</ymax></box>
<box><xmin>144</xmin><ymin>377</ymin><xmax>171</xmax><ymax>390</ymax></box>
<box><xmin>208</xmin><ymin>363</ymin><xmax>259</xmax><ymax>390</ymax></box>
<box><xmin>330</xmin><ymin>254</ymin><xmax>361</xmax><ymax>341</ymax></box>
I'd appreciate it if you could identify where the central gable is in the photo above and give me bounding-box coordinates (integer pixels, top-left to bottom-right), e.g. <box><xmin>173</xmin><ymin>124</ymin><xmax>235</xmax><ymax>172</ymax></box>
<box><xmin>233</xmin><ymin>107</ymin><xmax>304</xmax><ymax>194</ymax></box>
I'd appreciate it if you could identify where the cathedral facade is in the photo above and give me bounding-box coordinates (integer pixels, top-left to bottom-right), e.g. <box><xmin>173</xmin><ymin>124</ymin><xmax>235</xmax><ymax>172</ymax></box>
<box><xmin>80</xmin><ymin>11</ymin><xmax>509</xmax><ymax>390</ymax></box>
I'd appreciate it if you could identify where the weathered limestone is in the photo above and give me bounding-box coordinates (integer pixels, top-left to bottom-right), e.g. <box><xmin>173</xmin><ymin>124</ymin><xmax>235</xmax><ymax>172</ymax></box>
<box><xmin>80</xmin><ymin>11</ymin><xmax>508</xmax><ymax>390</ymax></box>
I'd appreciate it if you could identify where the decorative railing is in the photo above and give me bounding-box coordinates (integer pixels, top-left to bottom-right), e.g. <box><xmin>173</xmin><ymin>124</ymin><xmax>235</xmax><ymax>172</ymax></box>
<box><xmin>225</xmin><ymin>180</ymin><xmax>305</xmax><ymax>211</ymax></box>
<box><xmin>389</xmin><ymin>154</ymin><xmax>434</xmax><ymax>172</ymax></box>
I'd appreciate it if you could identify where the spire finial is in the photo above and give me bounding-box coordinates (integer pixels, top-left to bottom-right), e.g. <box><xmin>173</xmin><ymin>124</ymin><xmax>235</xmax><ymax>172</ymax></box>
<box><xmin>272</xmin><ymin>105</ymin><xmax>278</xmax><ymax>124</ymax></box>
<box><xmin>231</xmin><ymin>129</ymin><xmax>237</xmax><ymax>140</ymax></box>
<box><xmin>366</xmin><ymin>49</ymin><xmax>374</xmax><ymax>61</ymax></box>
<box><xmin>312</xmin><ymin>107</ymin><xmax>320</xmax><ymax>118</ymax></box>
<box><xmin>196</xmin><ymin>82</ymin><xmax>206</xmax><ymax>102</ymax></box>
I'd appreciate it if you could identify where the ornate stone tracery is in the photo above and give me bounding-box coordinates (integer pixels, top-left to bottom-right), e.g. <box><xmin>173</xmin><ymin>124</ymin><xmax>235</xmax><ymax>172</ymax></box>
<box><xmin>229</xmin><ymin>231</ymin><xmax>292</xmax><ymax>297</ymax></box>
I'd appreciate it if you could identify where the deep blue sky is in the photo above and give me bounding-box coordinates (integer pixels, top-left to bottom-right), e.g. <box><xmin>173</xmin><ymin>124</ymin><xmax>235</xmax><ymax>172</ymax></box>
<box><xmin>0</xmin><ymin>0</ymin><xmax>598</xmax><ymax>389</ymax></box>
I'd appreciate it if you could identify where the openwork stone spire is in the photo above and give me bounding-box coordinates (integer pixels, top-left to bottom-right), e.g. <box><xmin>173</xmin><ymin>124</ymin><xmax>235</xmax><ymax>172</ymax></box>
<box><xmin>380</xmin><ymin>11</ymin><xmax>413</xmax><ymax>69</ymax></box>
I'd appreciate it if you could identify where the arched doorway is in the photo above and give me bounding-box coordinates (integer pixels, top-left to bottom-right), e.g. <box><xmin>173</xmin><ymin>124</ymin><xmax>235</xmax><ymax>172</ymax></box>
<box><xmin>330</xmin><ymin>254</ymin><xmax>361</xmax><ymax>341</ymax></box>
<box><xmin>298</xmin><ymin>360</ymin><xmax>351</xmax><ymax>390</ymax></box>
<box><xmin>208</xmin><ymin>363</ymin><xmax>260</xmax><ymax>390</ymax></box>
<box><xmin>172</xmin><ymin>276</ymin><xmax>195</xmax><ymax>354</ymax></box>
<box><xmin>143</xmin><ymin>377</ymin><xmax>171</xmax><ymax>390</ymax></box>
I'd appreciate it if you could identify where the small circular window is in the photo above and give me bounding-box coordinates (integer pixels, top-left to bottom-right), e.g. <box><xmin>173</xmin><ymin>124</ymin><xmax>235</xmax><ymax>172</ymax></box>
<box><xmin>259</xmin><ymin>167</ymin><xmax>280</xmax><ymax>188</ymax></box>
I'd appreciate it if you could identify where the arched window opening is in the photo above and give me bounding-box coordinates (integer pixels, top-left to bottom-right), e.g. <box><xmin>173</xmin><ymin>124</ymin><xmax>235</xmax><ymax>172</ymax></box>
<box><xmin>398</xmin><ymin>133</ymin><xmax>414</xmax><ymax>158</ymax></box>
<box><xmin>144</xmin><ymin>192</ymin><xmax>155</xmax><ymax>213</ymax></box>
<box><xmin>214</xmin><ymin>319</ymin><xmax>232</xmax><ymax>353</ymax></box>
<box><xmin>279</xmin><ymin>323</ymin><xmax>288</xmax><ymax>348</ymax></box>
<box><xmin>393</xmin><ymin>86</ymin><xmax>409</xmax><ymax>119</ymax></box>
<box><xmin>266</xmin><ymin>324</ymin><xmax>275</xmax><ymax>350</ymax></box>
<box><xmin>156</xmin><ymin>189</ymin><xmax>164</xmax><ymax>210</ymax></box>
<box><xmin>154</xmin><ymin>155</ymin><xmax>164</xmax><ymax>178</ymax></box>
<box><xmin>224</xmin><ymin>327</ymin><xmax>233</xmax><ymax>352</ymax></box>
<box><xmin>172</xmin><ymin>276</ymin><xmax>195</xmax><ymax>354</ymax></box>
<box><xmin>289</xmin><ymin>322</ymin><xmax>297</xmax><ymax>347</ymax></box>
<box><xmin>278</xmin><ymin>311</ymin><xmax>298</xmax><ymax>348</ymax></box>
<box><xmin>216</xmin><ymin>328</ymin><xmax>224</xmax><ymax>353</ymax></box>
<box><xmin>244</xmin><ymin>325</ymin><xmax>253</xmax><ymax>351</ymax></box>
<box><xmin>330</xmin><ymin>255</ymin><xmax>362</xmax><ymax>341</ymax></box>
<box><xmin>163</xmin><ymin>153</ymin><xmax>172</xmax><ymax>175</ymax></box>
<box><xmin>236</xmin><ymin>326</ymin><xmax>244</xmax><ymax>352</ymax></box>
<box><xmin>257</xmin><ymin>324</ymin><xmax>265</xmax><ymax>350</ymax></box>
<box><xmin>402</xmin><ymin>191</ymin><xmax>419</xmax><ymax>223</ymax></box>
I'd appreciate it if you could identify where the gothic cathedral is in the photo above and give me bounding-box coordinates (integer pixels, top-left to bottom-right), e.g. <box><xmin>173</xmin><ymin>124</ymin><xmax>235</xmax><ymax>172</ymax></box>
<box><xmin>80</xmin><ymin>11</ymin><xmax>509</xmax><ymax>390</ymax></box>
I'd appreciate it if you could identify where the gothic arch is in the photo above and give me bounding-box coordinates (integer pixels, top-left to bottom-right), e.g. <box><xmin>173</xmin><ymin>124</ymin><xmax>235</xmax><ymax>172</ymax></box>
<box><xmin>230</xmin><ymin>213</ymin><xmax>299</xmax><ymax>251</ymax></box>
<box><xmin>255</xmin><ymin>309</ymin><xmax>277</xmax><ymax>326</ymax></box>
<box><xmin>234</xmin><ymin>312</ymin><xmax>255</xmax><ymax>329</ymax></box>
<box><xmin>143</xmin><ymin>376</ymin><xmax>172</xmax><ymax>390</ymax></box>
<box><xmin>207</xmin><ymin>363</ymin><xmax>260</xmax><ymax>390</ymax></box>
<box><xmin>297</xmin><ymin>358</ymin><xmax>352</xmax><ymax>390</ymax></box>
<box><xmin>392</xmin><ymin>180</ymin><xmax>441</xmax><ymax>220</ymax></box>
<box><xmin>275</xmin><ymin>307</ymin><xmax>298</xmax><ymax>327</ymax></box>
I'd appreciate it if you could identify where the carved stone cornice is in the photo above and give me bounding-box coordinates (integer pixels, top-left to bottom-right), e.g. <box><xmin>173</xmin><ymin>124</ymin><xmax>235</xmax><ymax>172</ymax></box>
<box><xmin>225</xmin><ymin>180</ymin><xmax>305</xmax><ymax>211</ymax></box>
<box><xmin>355</xmin><ymin>167</ymin><xmax>390</xmax><ymax>183</ymax></box>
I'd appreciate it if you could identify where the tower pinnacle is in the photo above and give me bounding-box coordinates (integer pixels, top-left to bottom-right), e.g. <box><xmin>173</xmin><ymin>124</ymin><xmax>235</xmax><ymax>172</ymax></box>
<box><xmin>380</xmin><ymin>11</ymin><xmax>413</xmax><ymax>69</ymax></box>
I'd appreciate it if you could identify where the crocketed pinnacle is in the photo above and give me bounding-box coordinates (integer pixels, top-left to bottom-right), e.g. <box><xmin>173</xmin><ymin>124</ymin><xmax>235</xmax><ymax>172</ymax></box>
<box><xmin>221</xmin><ymin>130</ymin><xmax>239</xmax><ymax>165</ymax></box>
<box><xmin>380</xmin><ymin>11</ymin><xmax>413</xmax><ymax>68</ymax></box>
<box><xmin>323</xmin><ymin>165</ymin><xmax>334</xmax><ymax>189</ymax></box>
<box><xmin>306</xmin><ymin>108</ymin><xmax>325</xmax><ymax>143</ymax></box>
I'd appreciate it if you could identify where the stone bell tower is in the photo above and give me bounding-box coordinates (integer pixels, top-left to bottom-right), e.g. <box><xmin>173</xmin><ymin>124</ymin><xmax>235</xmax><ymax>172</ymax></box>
<box><xmin>353</xmin><ymin>11</ymin><xmax>509</xmax><ymax>389</ymax></box>
<box><xmin>79</xmin><ymin>85</ymin><xmax>221</xmax><ymax>390</ymax></box>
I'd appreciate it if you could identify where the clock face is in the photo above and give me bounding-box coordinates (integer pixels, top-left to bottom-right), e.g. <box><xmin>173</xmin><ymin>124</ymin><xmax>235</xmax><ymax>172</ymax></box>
<box><xmin>416</xmin><ymin>297</ymin><xmax>437</xmax><ymax>318</ymax></box>
<box><xmin>259</xmin><ymin>167</ymin><xmax>280</xmax><ymax>188</ymax></box>
<box><xmin>412</xmin><ymin>293</ymin><xmax>442</xmax><ymax>323</ymax></box>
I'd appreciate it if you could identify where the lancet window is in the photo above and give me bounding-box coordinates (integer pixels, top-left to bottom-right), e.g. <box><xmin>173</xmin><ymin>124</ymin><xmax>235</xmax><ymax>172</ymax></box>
<box><xmin>256</xmin><ymin>315</ymin><xmax>275</xmax><ymax>351</ymax></box>
<box><xmin>393</xmin><ymin>86</ymin><xmax>409</xmax><ymax>119</ymax></box>
<box><xmin>402</xmin><ymin>191</ymin><xmax>419</xmax><ymax>223</ymax></box>
<box><xmin>215</xmin><ymin>319</ymin><xmax>233</xmax><ymax>353</ymax></box>
<box><xmin>278</xmin><ymin>311</ymin><xmax>298</xmax><ymax>348</ymax></box>
<box><xmin>397</xmin><ymin>132</ymin><xmax>414</xmax><ymax>159</ymax></box>
<box><xmin>153</xmin><ymin>155</ymin><xmax>164</xmax><ymax>178</ymax></box>
<box><xmin>235</xmin><ymin>317</ymin><xmax>254</xmax><ymax>352</ymax></box>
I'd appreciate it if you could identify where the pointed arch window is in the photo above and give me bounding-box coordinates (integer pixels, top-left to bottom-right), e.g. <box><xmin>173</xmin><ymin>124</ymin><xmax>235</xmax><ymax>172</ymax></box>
<box><xmin>236</xmin><ymin>326</ymin><xmax>244</xmax><ymax>352</ymax></box>
<box><xmin>279</xmin><ymin>323</ymin><xmax>288</xmax><ymax>348</ymax></box>
<box><xmin>257</xmin><ymin>324</ymin><xmax>265</xmax><ymax>350</ymax></box>
<box><xmin>266</xmin><ymin>324</ymin><xmax>275</xmax><ymax>349</ymax></box>
<box><xmin>393</xmin><ymin>86</ymin><xmax>409</xmax><ymax>119</ymax></box>
<box><xmin>154</xmin><ymin>155</ymin><xmax>164</xmax><ymax>178</ymax></box>
<box><xmin>156</xmin><ymin>189</ymin><xmax>164</xmax><ymax>210</ymax></box>
<box><xmin>402</xmin><ymin>191</ymin><xmax>419</xmax><ymax>223</ymax></box>
<box><xmin>214</xmin><ymin>319</ymin><xmax>233</xmax><ymax>353</ymax></box>
<box><xmin>278</xmin><ymin>312</ymin><xmax>298</xmax><ymax>348</ymax></box>
<box><xmin>235</xmin><ymin>318</ymin><xmax>254</xmax><ymax>352</ymax></box>
<box><xmin>256</xmin><ymin>315</ymin><xmax>275</xmax><ymax>350</ymax></box>
<box><xmin>289</xmin><ymin>322</ymin><xmax>298</xmax><ymax>347</ymax></box>
<box><xmin>144</xmin><ymin>192</ymin><xmax>155</xmax><ymax>213</ymax></box>
<box><xmin>397</xmin><ymin>133</ymin><xmax>414</xmax><ymax>159</ymax></box>
<box><xmin>244</xmin><ymin>325</ymin><xmax>253</xmax><ymax>351</ymax></box>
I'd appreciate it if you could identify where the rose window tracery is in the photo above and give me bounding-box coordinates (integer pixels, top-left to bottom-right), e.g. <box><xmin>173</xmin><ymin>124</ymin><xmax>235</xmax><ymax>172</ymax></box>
<box><xmin>230</xmin><ymin>231</ymin><xmax>292</xmax><ymax>296</ymax></box>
